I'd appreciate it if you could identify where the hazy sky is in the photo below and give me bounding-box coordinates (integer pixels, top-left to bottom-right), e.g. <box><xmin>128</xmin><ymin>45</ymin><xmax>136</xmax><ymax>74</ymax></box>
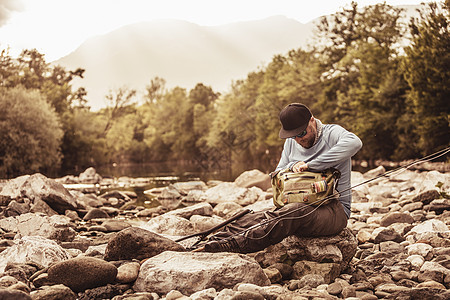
<box><xmin>0</xmin><ymin>0</ymin><xmax>434</xmax><ymax>61</ymax></box>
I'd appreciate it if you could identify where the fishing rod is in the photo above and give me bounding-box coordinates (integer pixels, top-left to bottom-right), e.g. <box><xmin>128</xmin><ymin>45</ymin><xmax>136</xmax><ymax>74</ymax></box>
<box><xmin>187</xmin><ymin>146</ymin><xmax>449</xmax><ymax>249</ymax></box>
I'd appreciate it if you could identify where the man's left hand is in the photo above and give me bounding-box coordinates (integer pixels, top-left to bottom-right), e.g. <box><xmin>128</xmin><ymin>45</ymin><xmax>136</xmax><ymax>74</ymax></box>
<box><xmin>292</xmin><ymin>161</ymin><xmax>308</xmax><ymax>173</ymax></box>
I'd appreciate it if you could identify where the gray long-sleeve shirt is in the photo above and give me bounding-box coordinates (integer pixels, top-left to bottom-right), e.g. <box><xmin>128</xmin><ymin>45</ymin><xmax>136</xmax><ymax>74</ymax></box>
<box><xmin>274</xmin><ymin>122</ymin><xmax>362</xmax><ymax>218</ymax></box>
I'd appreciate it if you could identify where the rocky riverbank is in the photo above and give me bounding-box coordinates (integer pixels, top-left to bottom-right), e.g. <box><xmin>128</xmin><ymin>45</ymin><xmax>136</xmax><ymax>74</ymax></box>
<box><xmin>0</xmin><ymin>166</ymin><xmax>449</xmax><ymax>299</ymax></box>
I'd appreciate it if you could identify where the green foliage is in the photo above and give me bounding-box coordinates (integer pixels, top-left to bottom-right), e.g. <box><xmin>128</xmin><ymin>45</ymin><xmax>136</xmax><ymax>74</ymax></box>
<box><xmin>0</xmin><ymin>87</ymin><xmax>63</xmax><ymax>177</ymax></box>
<box><xmin>60</xmin><ymin>108</ymin><xmax>109</xmax><ymax>173</ymax></box>
<box><xmin>402</xmin><ymin>1</ymin><xmax>450</xmax><ymax>156</ymax></box>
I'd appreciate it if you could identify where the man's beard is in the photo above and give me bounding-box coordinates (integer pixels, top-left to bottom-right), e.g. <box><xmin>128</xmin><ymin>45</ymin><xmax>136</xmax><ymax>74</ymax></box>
<box><xmin>298</xmin><ymin>136</ymin><xmax>315</xmax><ymax>149</ymax></box>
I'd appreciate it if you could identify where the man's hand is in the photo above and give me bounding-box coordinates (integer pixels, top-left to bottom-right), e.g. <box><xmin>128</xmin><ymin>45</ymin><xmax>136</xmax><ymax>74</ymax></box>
<box><xmin>292</xmin><ymin>161</ymin><xmax>308</xmax><ymax>173</ymax></box>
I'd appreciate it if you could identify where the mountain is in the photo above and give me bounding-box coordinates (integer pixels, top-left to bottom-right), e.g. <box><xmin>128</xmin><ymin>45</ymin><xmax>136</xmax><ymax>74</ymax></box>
<box><xmin>55</xmin><ymin>5</ymin><xmax>421</xmax><ymax>111</ymax></box>
<box><xmin>55</xmin><ymin>16</ymin><xmax>316</xmax><ymax>110</ymax></box>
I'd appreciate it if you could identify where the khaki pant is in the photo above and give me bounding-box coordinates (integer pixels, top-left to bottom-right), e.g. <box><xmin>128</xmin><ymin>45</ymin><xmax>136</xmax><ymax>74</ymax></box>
<box><xmin>210</xmin><ymin>199</ymin><xmax>348</xmax><ymax>253</ymax></box>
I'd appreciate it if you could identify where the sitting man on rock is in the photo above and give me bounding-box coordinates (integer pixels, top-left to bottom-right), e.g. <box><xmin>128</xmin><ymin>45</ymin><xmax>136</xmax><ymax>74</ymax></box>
<box><xmin>196</xmin><ymin>103</ymin><xmax>363</xmax><ymax>253</ymax></box>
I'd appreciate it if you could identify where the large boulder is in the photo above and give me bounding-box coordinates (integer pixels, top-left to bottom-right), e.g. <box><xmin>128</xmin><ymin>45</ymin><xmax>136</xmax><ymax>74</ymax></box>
<box><xmin>0</xmin><ymin>236</ymin><xmax>71</xmax><ymax>273</ymax></box>
<box><xmin>234</xmin><ymin>169</ymin><xmax>271</xmax><ymax>191</ymax></box>
<box><xmin>141</xmin><ymin>214</ymin><xmax>195</xmax><ymax>237</ymax></box>
<box><xmin>0</xmin><ymin>173</ymin><xmax>78</xmax><ymax>214</ymax></box>
<box><xmin>0</xmin><ymin>175</ymin><xmax>30</xmax><ymax>200</ymax></box>
<box><xmin>0</xmin><ymin>213</ymin><xmax>76</xmax><ymax>242</ymax></box>
<box><xmin>254</xmin><ymin>228</ymin><xmax>357</xmax><ymax>272</ymax></box>
<box><xmin>166</xmin><ymin>202</ymin><xmax>213</xmax><ymax>219</ymax></box>
<box><xmin>133</xmin><ymin>251</ymin><xmax>270</xmax><ymax>295</ymax></box>
<box><xmin>104</xmin><ymin>227</ymin><xmax>185</xmax><ymax>261</ymax></box>
<box><xmin>47</xmin><ymin>257</ymin><xmax>117</xmax><ymax>292</ymax></box>
<box><xmin>201</xmin><ymin>182</ymin><xmax>264</xmax><ymax>206</ymax></box>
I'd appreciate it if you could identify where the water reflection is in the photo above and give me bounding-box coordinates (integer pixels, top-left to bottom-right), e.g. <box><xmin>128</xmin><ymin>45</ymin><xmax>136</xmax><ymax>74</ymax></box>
<box><xmin>95</xmin><ymin>161</ymin><xmax>275</xmax><ymax>208</ymax></box>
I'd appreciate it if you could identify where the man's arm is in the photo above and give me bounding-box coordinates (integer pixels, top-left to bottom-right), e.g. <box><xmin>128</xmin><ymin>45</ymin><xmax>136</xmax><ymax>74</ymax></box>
<box><xmin>307</xmin><ymin>125</ymin><xmax>362</xmax><ymax>171</ymax></box>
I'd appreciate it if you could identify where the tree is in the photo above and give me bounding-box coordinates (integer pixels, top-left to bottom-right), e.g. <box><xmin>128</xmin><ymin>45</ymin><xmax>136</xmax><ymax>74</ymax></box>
<box><xmin>144</xmin><ymin>76</ymin><xmax>166</xmax><ymax>104</ymax></box>
<box><xmin>0</xmin><ymin>87</ymin><xmax>63</xmax><ymax>177</ymax></box>
<box><xmin>314</xmin><ymin>2</ymin><xmax>405</xmax><ymax>129</ymax></box>
<box><xmin>188</xmin><ymin>83</ymin><xmax>219</xmax><ymax>166</ymax></box>
<box><xmin>402</xmin><ymin>1</ymin><xmax>450</xmax><ymax>156</ymax></box>
<box><xmin>101</xmin><ymin>87</ymin><xmax>137</xmax><ymax>137</ymax></box>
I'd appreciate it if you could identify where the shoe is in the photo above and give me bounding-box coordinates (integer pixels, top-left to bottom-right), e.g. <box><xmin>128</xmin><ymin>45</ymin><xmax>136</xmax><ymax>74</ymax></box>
<box><xmin>202</xmin><ymin>237</ymin><xmax>241</xmax><ymax>253</ymax></box>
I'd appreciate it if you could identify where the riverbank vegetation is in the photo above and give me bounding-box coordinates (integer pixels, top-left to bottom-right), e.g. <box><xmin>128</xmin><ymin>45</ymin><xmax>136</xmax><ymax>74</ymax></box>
<box><xmin>0</xmin><ymin>1</ymin><xmax>448</xmax><ymax>179</ymax></box>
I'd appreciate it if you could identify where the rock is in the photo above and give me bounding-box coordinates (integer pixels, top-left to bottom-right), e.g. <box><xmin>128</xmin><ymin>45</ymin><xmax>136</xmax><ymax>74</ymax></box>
<box><xmin>0</xmin><ymin>236</ymin><xmax>71</xmax><ymax>273</ymax></box>
<box><xmin>379</xmin><ymin>241</ymin><xmax>404</xmax><ymax>254</ymax></box>
<box><xmin>0</xmin><ymin>213</ymin><xmax>75</xmax><ymax>242</ymax></box>
<box><xmin>189</xmin><ymin>288</ymin><xmax>217</xmax><ymax>300</ymax></box>
<box><xmin>424</xmin><ymin>199</ymin><xmax>450</xmax><ymax>213</ymax></box>
<box><xmin>0</xmin><ymin>175</ymin><xmax>30</xmax><ymax>200</ymax></box>
<box><xmin>183</xmin><ymin>190</ymin><xmax>206</xmax><ymax>203</ymax></box>
<box><xmin>189</xmin><ymin>214</ymin><xmax>225</xmax><ymax>232</ymax></box>
<box><xmin>20</xmin><ymin>173</ymin><xmax>78</xmax><ymax>214</ymax></box>
<box><xmin>133</xmin><ymin>251</ymin><xmax>270</xmax><ymax>295</ymax></box>
<box><xmin>112</xmin><ymin>292</ymin><xmax>155</xmax><ymax>300</ymax></box>
<box><xmin>47</xmin><ymin>257</ymin><xmax>117</xmax><ymax>292</ymax></box>
<box><xmin>245</xmin><ymin>198</ymin><xmax>274</xmax><ymax>212</ymax></box>
<box><xmin>234</xmin><ymin>169</ymin><xmax>271</xmax><ymax>191</ymax></box>
<box><xmin>101</xmin><ymin>219</ymin><xmax>131</xmax><ymax>232</ymax></box>
<box><xmin>8</xmin><ymin>281</ymin><xmax>30</xmax><ymax>294</ymax></box>
<box><xmin>254</xmin><ymin>228</ymin><xmax>357</xmax><ymax>271</ymax></box>
<box><xmin>158</xmin><ymin>185</ymin><xmax>182</xmax><ymax>199</ymax></box>
<box><xmin>407</xmin><ymin>254</ymin><xmax>426</xmax><ymax>269</ymax></box>
<box><xmin>2</xmin><ymin>262</ymin><xmax>39</xmax><ymax>283</ymax></box>
<box><xmin>99</xmin><ymin>190</ymin><xmax>132</xmax><ymax>202</ymax></box>
<box><xmin>400</xmin><ymin>201</ymin><xmax>423</xmax><ymax>213</ymax></box>
<box><xmin>341</xmin><ymin>285</ymin><xmax>356</xmax><ymax>298</ymax></box>
<box><xmin>363</xmin><ymin>166</ymin><xmax>386</xmax><ymax>179</ymax></box>
<box><xmin>0</xmin><ymin>288</ymin><xmax>31</xmax><ymax>300</ymax></box>
<box><xmin>141</xmin><ymin>214</ymin><xmax>195</xmax><ymax>237</ymax></box>
<box><xmin>417</xmin><ymin>280</ymin><xmax>447</xmax><ymax>289</ymax></box>
<box><xmin>268</xmin><ymin>263</ymin><xmax>293</xmax><ymax>280</ymax></box>
<box><xmin>406</xmin><ymin>243</ymin><xmax>434</xmax><ymax>259</ymax></box>
<box><xmin>263</xmin><ymin>267</ymin><xmax>282</xmax><ymax>283</ymax></box>
<box><xmin>411</xmin><ymin>190</ymin><xmax>442</xmax><ymax>204</ymax></box>
<box><xmin>30</xmin><ymin>284</ymin><xmax>77</xmax><ymax>300</ymax></box>
<box><xmin>418</xmin><ymin>261</ymin><xmax>450</xmax><ymax>284</ymax></box>
<box><xmin>172</xmin><ymin>181</ymin><xmax>207</xmax><ymax>194</ymax></box>
<box><xmin>0</xmin><ymin>275</ymin><xmax>18</xmax><ymax>288</ymax></box>
<box><xmin>292</xmin><ymin>261</ymin><xmax>341</xmax><ymax>284</ymax></box>
<box><xmin>327</xmin><ymin>281</ymin><xmax>343</xmax><ymax>295</ymax></box>
<box><xmin>78</xmin><ymin>283</ymin><xmax>130</xmax><ymax>300</ymax></box>
<box><xmin>32</xmin><ymin>272</ymin><xmax>54</xmax><ymax>288</ymax></box>
<box><xmin>83</xmin><ymin>208</ymin><xmax>110</xmax><ymax>220</ymax></box>
<box><xmin>116</xmin><ymin>262</ymin><xmax>140</xmax><ymax>283</ymax></box>
<box><xmin>212</xmin><ymin>202</ymin><xmax>243</xmax><ymax>218</ymax></box>
<box><xmin>371</xmin><ymin>227</ymin><xmax>404</xmax><ymax>243</ymax></box>
<box><xmin>104</xmin><ymin>227</ymin><xmax>185</xmax><ymax>261</ymax></box>
<box><xmin>79</xmin><ymin>167</ymin><xmax>102</xmax><ymax>184</ymax></box>
<box><xmin>386</xmin><ymin>287</ymin><xmax>450</xmax><ymax>299</ymax></box>
<box><xmin>298</xmin><ymin>274</ymin><xmax>325</xmax><ymax>288</ymax></box>
<box><xmin>30</xmin><ymin>198</ymin><xmax>58</xmax><ymax>216</ymax></box>
<box><xmin>5</xmin><ymin>200</ymin><xmax>30</xmax><ymax>216</ymax></box>
<box><xmin>408</xmin><ymin>219</ymin><xmax>449</xmax><ymax>235</ymax></box>
<box><xmin>166</xmin><ymin>202</ymin><xmax>213</xmax><ymax>219</ymax></box>
<box><xmin>201</xmin><ymin>182</ymin><xmax>264</xmax><ymax>206</ymax></box>
<box><xmin>380</xmin><ymin>212</ymin><xmax>414</xmax><ymax>227</ymax></box>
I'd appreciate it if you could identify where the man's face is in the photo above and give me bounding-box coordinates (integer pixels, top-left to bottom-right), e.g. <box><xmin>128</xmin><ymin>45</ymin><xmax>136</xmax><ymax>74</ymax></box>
<box><xmin>293</xmin><ymin>118</ymin><xmax>316</xmax><ymax>149</ymax></box>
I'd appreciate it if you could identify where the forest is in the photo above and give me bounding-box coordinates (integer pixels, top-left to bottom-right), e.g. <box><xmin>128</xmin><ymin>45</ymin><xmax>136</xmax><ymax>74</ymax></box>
<box><xmin>0</xmin><ymin>1</ymin><xmax>449</xmax><ymax>179</ymax></box>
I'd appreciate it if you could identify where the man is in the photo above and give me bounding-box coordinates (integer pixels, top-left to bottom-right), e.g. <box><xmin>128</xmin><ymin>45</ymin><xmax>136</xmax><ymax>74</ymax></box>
<box><xmin>198</xmin><ymin>103</ymin><xmax>362</xmax><ymax>253</ymax></box>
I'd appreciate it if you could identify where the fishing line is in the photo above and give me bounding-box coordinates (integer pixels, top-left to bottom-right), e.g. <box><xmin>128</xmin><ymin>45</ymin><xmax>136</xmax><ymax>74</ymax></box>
<box><xmin>223</xmin><ymin>146</ymin><xmax>450</xmax><ymax>242</ymax></box>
